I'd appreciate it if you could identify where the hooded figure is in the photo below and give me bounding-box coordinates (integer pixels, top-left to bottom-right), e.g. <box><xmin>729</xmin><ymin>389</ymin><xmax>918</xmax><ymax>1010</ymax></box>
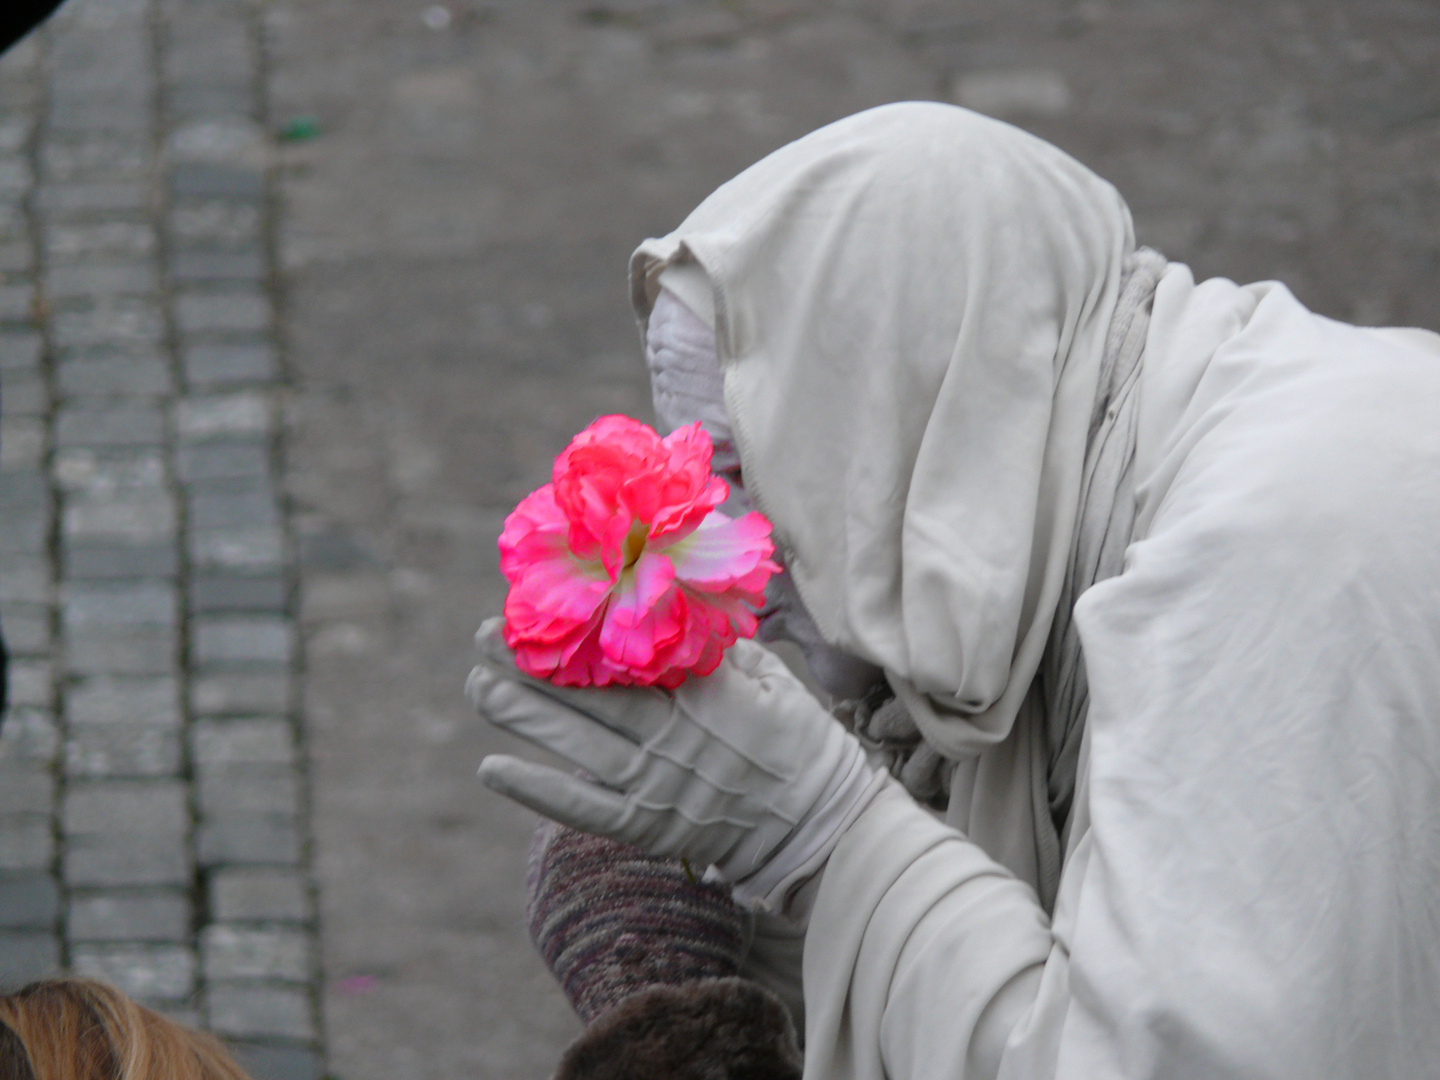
<box><xmin>474</xmin><ymin>102</ymin><xmax>1440</xmax><ymax>1079</ymax></box>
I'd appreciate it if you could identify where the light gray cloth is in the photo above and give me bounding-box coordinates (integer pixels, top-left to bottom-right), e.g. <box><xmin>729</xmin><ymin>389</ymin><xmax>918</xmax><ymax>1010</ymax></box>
<box><xmin>631</xmin><ymin>101</ymin><xmax>1440</xmax><ymax>1080</ymax></box>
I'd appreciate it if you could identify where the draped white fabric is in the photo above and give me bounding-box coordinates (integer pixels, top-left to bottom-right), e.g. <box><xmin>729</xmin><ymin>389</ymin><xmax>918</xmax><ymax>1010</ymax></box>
<box><xmin>631</xmin><ymin>101</ymin><xmax>1440</xmax><ymax>1078</ymax></box>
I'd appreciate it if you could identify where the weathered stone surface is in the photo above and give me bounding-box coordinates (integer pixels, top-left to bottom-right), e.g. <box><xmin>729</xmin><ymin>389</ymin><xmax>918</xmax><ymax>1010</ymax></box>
<box><xmin>68</xmin><ymin>891</ymin><xmax>192</xmax><ymax>942</ymax></box>
<box><xmin>207</xmin><ymin>983</ymin><xmax>315</xmax><ymax>1041</ymax></box>
<box><xmin>210</xmin><ymin>868</ymin><xmax>311</xmax><ymax>923</ymax></box>
<box><xmin>71</xmin><ymin>943</ymin><xmax>197</xmax><ymax>1000</ymax></box>
<box><xmin>202</xmin><ymin>925</ymin><xmax>311</xmax><ymax>982</ymax></box>
<box><xmin>0</xmin><ymin>874</ymin><xmax>61</xmax><ymax>930</ymax></box>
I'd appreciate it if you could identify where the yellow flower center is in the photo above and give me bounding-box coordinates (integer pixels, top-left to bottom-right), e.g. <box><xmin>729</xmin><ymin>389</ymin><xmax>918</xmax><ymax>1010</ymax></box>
<box><xmin>622</xmin><ymin>521</ymin><xmax>650</xmax><ymax>569</ymax></box>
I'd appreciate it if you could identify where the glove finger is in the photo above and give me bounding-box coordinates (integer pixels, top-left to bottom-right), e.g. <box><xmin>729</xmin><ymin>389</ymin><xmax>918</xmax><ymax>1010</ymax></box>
<box><xmin>478</xmin><ymin>754</ymin><xmax>633</xmax><ymax>841</ymax></box>
<box><xmin>469</xmin><ymin>666</ymin><xmax>646</xmax><ymax>786</ymax></box>
<box><xmin>473</xmin><ymin>618</ymin><xmax>673</xmax><ymax>743</ymax></box>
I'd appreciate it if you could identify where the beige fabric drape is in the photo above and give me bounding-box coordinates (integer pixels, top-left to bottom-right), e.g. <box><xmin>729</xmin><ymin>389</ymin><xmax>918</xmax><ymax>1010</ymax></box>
<box><xmin>632</xmin><ymin>102</ymin><xmax>1133</xmax><ymax>900</ymax></box>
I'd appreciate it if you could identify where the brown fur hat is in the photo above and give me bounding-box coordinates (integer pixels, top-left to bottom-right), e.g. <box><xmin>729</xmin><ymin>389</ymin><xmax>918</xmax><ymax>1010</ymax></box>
<box><xmin>553</xmin><ymin>976</ymin><xmax>802</xmax><ymax>1080</ymax></box>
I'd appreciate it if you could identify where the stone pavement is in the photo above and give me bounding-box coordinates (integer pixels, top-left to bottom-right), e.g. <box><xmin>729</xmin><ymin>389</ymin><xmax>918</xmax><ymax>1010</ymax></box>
<box><xmin>0</xmin><ymin>0</ymin><xmax>319</xmax><ymax>1078</ymax></box>
<box><xmin>3</xmin><ymin>2</ymin><xmax>1440</xmax><ymax>1080</ymax></box>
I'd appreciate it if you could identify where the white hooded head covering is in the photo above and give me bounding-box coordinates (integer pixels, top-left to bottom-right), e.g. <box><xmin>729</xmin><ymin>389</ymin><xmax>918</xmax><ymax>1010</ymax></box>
<box><xmin>631</xmin><ymin>102</ymin><xmax>1134</xmax><ymax>764</ymax></box>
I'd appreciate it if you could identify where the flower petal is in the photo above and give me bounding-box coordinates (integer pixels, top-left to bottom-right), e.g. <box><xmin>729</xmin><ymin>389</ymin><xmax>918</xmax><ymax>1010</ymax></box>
<box><xmin>664</xmin><ymin>510</ymin><xmax>778</xmax><ymax>591</ymax></box>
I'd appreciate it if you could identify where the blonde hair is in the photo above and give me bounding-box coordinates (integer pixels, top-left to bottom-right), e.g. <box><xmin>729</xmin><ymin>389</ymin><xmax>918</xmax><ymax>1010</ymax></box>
<box><xmin>0</xmin><ymin>978</ymin><xmax>255</xmax><ymax>1080</ymax></box>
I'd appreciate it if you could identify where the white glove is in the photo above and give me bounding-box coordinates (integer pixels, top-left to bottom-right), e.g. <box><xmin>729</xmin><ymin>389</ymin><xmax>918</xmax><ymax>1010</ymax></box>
<box><xmin>468</xmin><ymin>618</ymin><xmax>889</xmax><ymax>911</ymax></box>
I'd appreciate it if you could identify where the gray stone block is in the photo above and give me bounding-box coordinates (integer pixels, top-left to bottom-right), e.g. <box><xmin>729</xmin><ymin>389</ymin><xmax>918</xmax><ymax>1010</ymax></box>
<box><xmin>183</xmin><ymin>342</ymin><xmax>276</xmax><ymax>387</ymax></box>
<box><xmin>63</xmin><ymin>543</ymin><xmax>180</xmax><ymax>581</ymax></box>
<box><xmin>68</xmin><ymin>890</ymin><xmax>191</xmax><ymax>942</ymax></box>
<box><xmin>0</xmin><ymin>931</ymin><xmax>61</xmax><ymax>988</ymax></box>
<box><xmin>62</xmin><ymin>581</ymin><xmax>178</xmax><ymax>630</ymax></box>
<box><xmin>202</xmin><ymin>925</ymin><xmax>311</xmax><ymax>982</ymax></box>
<box><xmin>52</xmin><ymin>304</ymin><xmax>165</xmax><ymax>351</ymax></box>
<box><xmin>0</xmin><ymin>562</ymin><xmax>52</xmax><ymax>608</ymax></box>
<box><xmin>0</xmin><ymin>816</ymin><xmax>54</xmax><ymax>871</ymax></box>
<box><xmin>0</xmin><ymin>769</ymin><xmax>54</xmax><ymax>815</ymax></box>
<box><xmin>0</xmin><ymin>331</ymin><xmax>41</xmax><ymax>371</ymax></box>
<box><xmin>170</xmin><ymin>165</ymin><xmax>263</xmax><ymax>199</ymax></box>
<box><xmin>191</xmin><ymin>719</ymin><xmax>295</xmax><ymax>768</ymax></box>
<box><xmin>55</xmin><ymin>404</ymin><xmax>165</xmax><ymax>448</ymax></box>
<box><xmin>198</xmin><ymin>766</ymin><xmax>300</xmax><ymax>816</ymax></box>
<box><xmin>0</xmin><ymin>418</ymin><xmax>46</xmax><ymax>471</ymax></box>
<box><xmin>0</xmin><ymin>873</ymin><xmax>60</xmax><ymax>930</ymax></box>
<box><xmin>0</xmin><ymin>709</ymin><xmax>60</xmax><ymax>764</ymax></box>
<box><xmin>176</xmin><ymin>440</ymin><xmax>271</xmax><ymax>484</ymax></box>
<box><xmin>188</xmin><ymin>488</ymin><xmax>280</xmax><ymax>530</ymax></box>
<box><xmin>63</xmin><ymin>780</ymin><xmax>188</xmax><ymax>835</ymax></box>
<box><xmin>46</xmin><ymin>260</ymin><xmax>158</xmax><ymax>300</ymax></box>
<box><xmin>176</xmin><ymin>291</ymin><xmax>271</xmax><ymax>335</ymax></box>
<box><xmin>209</xmin><ymin>868</ymin><xmax>310</xmax><ymax>923</ymax></box>
<box><xmin>46</xmin><ymin>222</ymin><xmax>156</xmax><ymax>260</ymax></box>
<box><xmin>35</xmin><ymin>182</ymin><xmax>149</xmax><ymax>215</ymax></box>
<box><xmin>66</xmin><ymin>726</ymin><xmax>183</xmax><ymax>779</ymax></box>
<box><xmin>0</xmin><ymin>607</ymin><xmax>52</xmax><ymax>655</ymax></box>
<box><xmin>197</xmin><ymin>814</ymin><xmax>301</xmax><ymax>867</ymax></box>
<box><xmin>190</xmin><ymin>527</ymin><xmax>285</xmax><ymax>572</ymax></box>
<box><xmin>176</xmin><ymin>392</ymin><xmax>271</xmax><ymax>441</ymax></box>
<box><xmin>228</xmin><ymin>1042</ymin><xmax>324</xmax><ymax>1080</ymax></box>
<box><xmin>0</xmin><ymin>471</ymin><xmax>48</xmax><ymax>512</ymax></box>
<box><xmin>206</xmin><ymin>984</ymin><xmax>315</xmax><ymax>1041</ymax></box>
<box><xmin>71</xmin><ymin>944</ymin><xmax>197</xmax><ymax>1000</ymax></box>
<box><xmin>0</xmin><ymin>159</ymin><xmax>32</xmax><ymax>196</ymax></box>
<box><xmin>64</xmin><ymin>628</ymin><xmax>179</xmax><ymax>676</ymax></box>
<box><xmin>0</xmin><ymin>242</ymin><xmax>32</xmax><ymax>274</ymax></box>
<box><xmin>66</xmin><ymin>676</ymin><xmax>181</xmax><ymax>728</ymax></box>
<box><xmin>171</xmin><ymin>249</ymin><xmax>264</xmax><ymax>283</ymax></box>
<box><xmin>7</xmin><ymin>660</ymin><xmax>54</xmax><ymax>708</ymax></box>
<box><xmin>63</xmin><ymin>492</ymin><xmax>179</xmax><ymax>545</ymax></box>
<box><xmin>190</xmin><ymin>671</ymin><xmax>293</xmax><ymax>716</ymax></box>
<box><xmin>190</xmin><ymin>575</ymin><xmax>287</xmax><ymax>615</ymax></box>
<box><xmin>41</xmin><ymin>141</ymin><xmax>146</xmax><ymax>184</ymax></box>
<box><xmin>53</xmin><ymin>447</ymin><xmax>167</xmax><ymax>492</ymax></box>
<box><xmin>0</xmin><ymin>284</ymin><xmax>35</xmax><ymax>324</ymax></box>
<box><xmin>169</xmin><ymin>201</ymin><xmax>260</xmax><ymax>245</ymax></box>
<box><xmin>64</xmin><ymin>835</ymin><xmax>191</xmax><ymax>888</ymax></box>
<box><xmin>59</xmin><ymin>355</ymin><xmax>174</xmax><ymax>398</ymax></box>
<box><xmin>47</xmin><ymin>102</ymin><xmax>152</xmax><ymax>135</ymax></box>
<box><xmin>1</xmin><ymin>372</ymin><xmax>47</xmax><ymax>417</ymax></box>
<box><xmin>0</xmin><ymin>512</ymin><xmax>48</xmax><ymax>555</ymax></box>
<box><xmin>192</xmin><ymin>617</ymin><xmax>293</xmax><ymax>666</ymax></box>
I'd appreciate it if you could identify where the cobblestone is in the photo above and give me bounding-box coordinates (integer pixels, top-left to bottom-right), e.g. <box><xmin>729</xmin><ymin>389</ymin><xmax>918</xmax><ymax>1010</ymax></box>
<box><xmin>63</xmin><ymin>544</ymin><xmax>180</xmax><ymax>581</ymax></box>
<box><xmin>0</xmin><ymin>769</ymin><xmax>55</xmax><ymax>814</ymax></box>
<box><xmin>192</xmin><ymin>617</ymin><xmax>294</xmax><ymax>666</ymax></box>
<box><xmin>0</xmin><ymin>331</ymin><xmax>41</xmax><ymax>370</ymax></box>
<box><xmin>175</xmin><ymin>440</ymin><xmax>271</xmax><ymax>484</ymax></box>
<box><xmin>184</xmin><ymin>342</ymin><xmax>278</xmax><ymax>387</ymax></box>
<box><xmin>55</xmin><ymin>404</ymin><xmax>166</xmax><ymax>448</ymax></box>
<box><xmin>172</xmin><ymin>250</ymin><xmax>265</xmax><ymax>283</ymax></box>
<box><xmin>71</xmin><ymin>944</ymin><xmax>197</xmax><ymax>1001</ymax></box>
<box><xmin>202</xmin><ymin>925</ymin><xmax>311</xmax><ymax>982</ymax></box>
<box><xmin>210</xmin><ymin>869</ymin><xmax>311</xmax><ymax>924</ymax></box>
<box><xmin>206</xmin><ymin>983</ymin><xmax>315</xmax><ymax>1041</ymax></box>
<box><xmin>58</xmin><ymin>355</ymin><xmax>174</xmax><ymax>398</ymax></box>
<box><xmin>0</xmin><ymin>932</ymin><xmax>61</xmax><ymax>987</ymax></box>
<box><xmin>192</xmin><ymin>719</ymin><xmax>296</xmax><ymax>768</ymax></box>
<box><xmin>0</xmin><ymin>873</ymin><xmax>61</xmax><ymax>930</ymax></box>
<box><xmin>190</xmin><ymin>575</ymin><xmax>288</xmax><ymax>615</ymax></box>
<box><xmin>46</xmin><ymin>261</ymin><xmax>158</xmax><ymax>300</ymax></box>
<box><xmin>198</xmin><ymin>816</ymin><xmax>302</xmax><ymax>867</ymax></box>
<box><xmin>0</xmin><ymin>816</ymin><xmax>54</xmax><ymax>871</ymax></box>
<box><xmin>176</xmin><ymin>291</ymin><xmax>272</xmax><ymax>336</ymax></box>
<box><xmin>68</xmin><ymin>892</ymin><xmax>191</xmax><ymax>942</ymax></box>
<box><xmin>190</xmin><ymin>671</ymin><xmax>294</xmax><ymax>716</ymax></box>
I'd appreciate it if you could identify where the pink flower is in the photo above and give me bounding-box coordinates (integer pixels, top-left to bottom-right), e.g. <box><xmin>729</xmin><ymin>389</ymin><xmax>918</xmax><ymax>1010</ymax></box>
<box><xmin>499</xmin><ymin>415</ymin><xmax>779</xmax><ymax>688</ymax></box>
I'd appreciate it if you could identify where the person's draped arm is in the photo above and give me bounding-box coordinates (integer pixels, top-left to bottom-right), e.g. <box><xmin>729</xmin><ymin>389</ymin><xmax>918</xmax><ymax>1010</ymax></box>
<box><xmin>802</xmin><ymin>784</ymin><xmax>1059</xmax><ymax>1080</ymax></box>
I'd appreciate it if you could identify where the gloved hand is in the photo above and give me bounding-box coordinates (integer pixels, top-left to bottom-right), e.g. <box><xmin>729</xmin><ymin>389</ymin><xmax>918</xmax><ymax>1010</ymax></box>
<box><xmin>468</xmin><ymin>618</ymin><xmax>888</xmax><ymax>910</ymax></box>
